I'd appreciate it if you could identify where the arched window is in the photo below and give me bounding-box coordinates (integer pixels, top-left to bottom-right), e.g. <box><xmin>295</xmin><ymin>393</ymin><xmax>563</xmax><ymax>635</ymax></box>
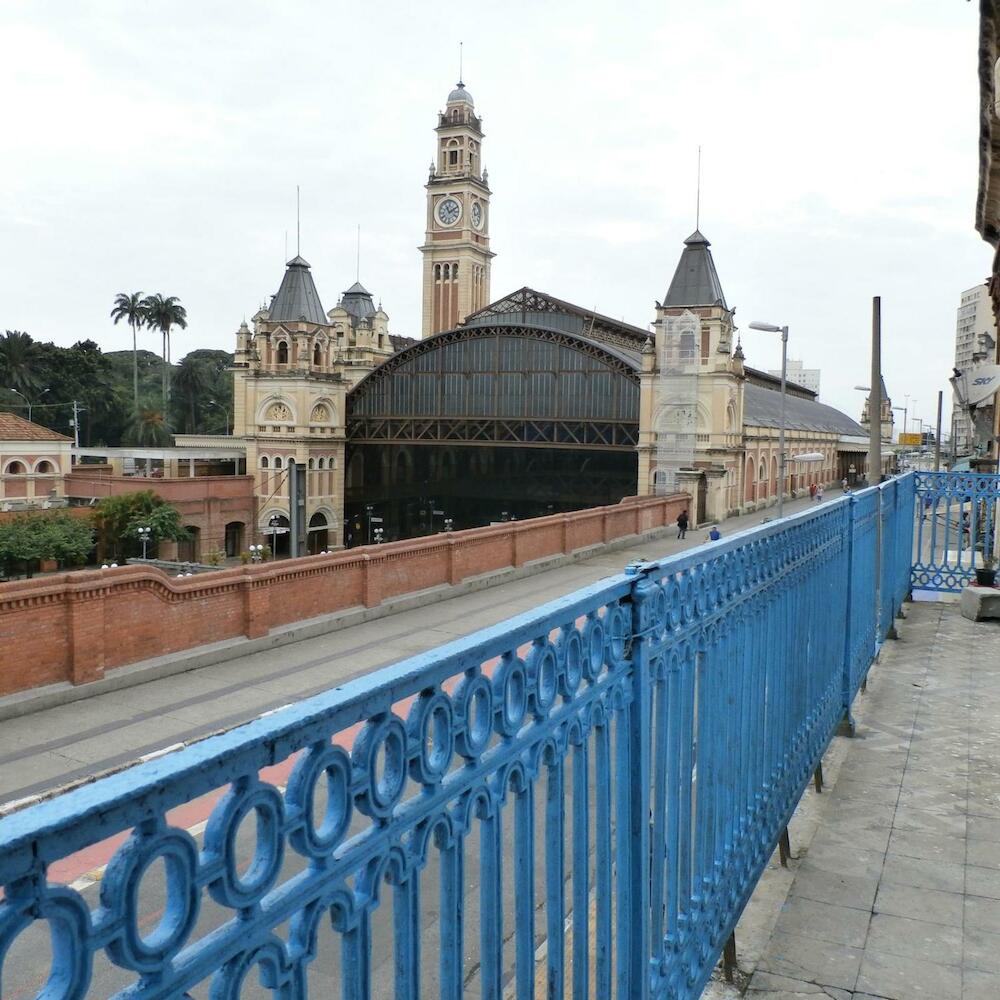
<box><xmin>317</xmin><ymin>457</ymin><xmax>325</xmax><ymax>470</ymax></box>
<box><xmin>313</xmin><ymin>343</ymin><xmax>321</xmax><ymax>367</ymax></box>
<box><xmin>308</xmin><ymin>457</ymin><xmax>314</xmax><ymax>470</ymax></box>
<box><xmin>434</xmin><ymin>264</ymin><xmax>441</xmax><ymax>280</ymax></box>
<box><xmin>35</xmin><ymin>460</ymin><xmax>55</xmax><ymax>474</ymax></box>
<box><xmin>260</xmin><ymin>456</ymin><xmax>269</xmax><ymax>469</ymax></box>
<box><xmin>4</xmin><ymin>461</ymin><xmax>26</xmax><ymax>475</ymax></box>
<box><xmin>276</xmin><ymin>341</ymin><xmax>289</xmax><ymax>365</ymax></box>
<box><xmin>274</xmin><ymin>456</ymin><xmax>283</xmax><ymax>470</ymax></box>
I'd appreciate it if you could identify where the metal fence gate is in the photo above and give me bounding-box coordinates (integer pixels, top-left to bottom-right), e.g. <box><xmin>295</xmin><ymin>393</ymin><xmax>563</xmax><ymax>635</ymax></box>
<box><xmin>912</xmin><ymin>471</ymin><xmax>1000</xmax><ymax>593</ymax></box>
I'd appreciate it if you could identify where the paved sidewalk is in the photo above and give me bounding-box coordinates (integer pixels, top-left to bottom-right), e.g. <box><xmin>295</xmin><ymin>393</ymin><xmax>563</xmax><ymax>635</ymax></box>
<box><xmin>743</xmin><ymin>602</ymin><xmax>1000</xmax><ymax>1000</ymax></box>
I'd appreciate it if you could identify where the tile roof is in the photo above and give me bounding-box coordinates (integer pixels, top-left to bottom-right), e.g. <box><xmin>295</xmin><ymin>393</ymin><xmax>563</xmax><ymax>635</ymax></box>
<box><xmin>0</xmin><ymin>412</ymin><xmax>72</xmax><ymax>442</ymax></box>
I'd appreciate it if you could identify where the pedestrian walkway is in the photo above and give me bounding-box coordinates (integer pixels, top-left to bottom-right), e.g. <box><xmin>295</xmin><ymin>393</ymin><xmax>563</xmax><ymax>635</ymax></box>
<box><xmin>734</xmin><ymin>601</ymin><xmax>1000</xmax><ymax>1000</ymax></box>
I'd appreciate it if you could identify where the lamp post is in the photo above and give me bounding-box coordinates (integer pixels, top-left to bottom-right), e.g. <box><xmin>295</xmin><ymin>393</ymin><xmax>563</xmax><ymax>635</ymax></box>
<box><xmin>207</xmin><ymin>399</ymin><xmax>230</xmax><ymax>435</ymax></box>
<box><xmin>749</xmin><ymin>321</ymin><xmax>789</xmax><ymax>518</ymax></box>
<box><xmin>136</xmin><ymin>525</ymin><xmax>152</xmax><ymax>560</ymax></box>
<box><xmin>9</xmin><ymin>387</ymin><xmax>49</xmax><ymax>423</ymax></box>
<box><xmin>249</xmin><ymin>543</ymin><xmax>264</xmax><ymax>563</ymax></box>
<box><xmin>268</xmin><ymin>515</ymin><xmax>281</xmax><ymax>557</ymax></box>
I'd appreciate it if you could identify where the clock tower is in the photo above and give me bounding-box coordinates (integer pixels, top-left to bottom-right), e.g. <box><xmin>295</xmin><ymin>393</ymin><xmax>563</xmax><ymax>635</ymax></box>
<box><xmin>419</xmin><ymin>81</ymin><xmax>494</xmax><ymax>337</ymax></box>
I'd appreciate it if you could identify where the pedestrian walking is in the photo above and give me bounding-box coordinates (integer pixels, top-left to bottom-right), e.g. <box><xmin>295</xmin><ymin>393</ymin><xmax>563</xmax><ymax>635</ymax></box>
<box><xmin>708</xmin><ymin>525</ymin><xmax>721</xmax><ymax>541</ymax></box>
<box><xmin>841</xmin><ymin>477</ymin><xmax>848</xmax><ymax>492</ymax></box>
<box><xmin>676</xmin><ymin>509</ymin><xmax>689</xmax><ymax>539</ymax></box>
<box><xmin>817</xmin><ymin>486</ymin><xmax>824</xmax><ymax>503</ymax></box>
<box><xmin>809</xmin><ymin>483</ymin><xmax>817</xmax><ymax>501</ymax></box>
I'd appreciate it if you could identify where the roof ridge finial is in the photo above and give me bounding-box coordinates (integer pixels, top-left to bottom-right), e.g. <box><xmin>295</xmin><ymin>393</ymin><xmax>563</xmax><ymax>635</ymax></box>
<box><xmin>458</xmin><ymin>40</ymin><xmax>463</xmax><ymax>86</ymax></box>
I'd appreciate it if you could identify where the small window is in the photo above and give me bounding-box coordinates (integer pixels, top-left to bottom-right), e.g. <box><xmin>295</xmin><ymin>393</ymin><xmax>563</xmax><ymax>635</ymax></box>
<box><xmin>313</xmin><ymin>343</ymin><xmax>321</xmax><ymax>367</ymax></box>
<box><xmin>275</xmin><ymin>457</ymin><xmax>283</xmax><ymax>470</ymax></box>
<box><xmin>261</xmin><ymin>456</ymin><xmax>269</xmax><ymax>469</ymax></box>
<box><xmin>448</xmin><ymin>150</ymin><xmax>458</xmax><ymax>166</ymax></box>
<box><xmin>276</xmin><ymin>341</ymin><xmax>289</xmax><ymax>365</ymax></box>
<box><xmin>308</xmin><ymin>458</ymin><xmax>314</xmax><ymax>470</ymax></box>
<box><xmin>317</xmin><ymin>457</ymin><xmax>325</xmax><ymax>470</ymax></box>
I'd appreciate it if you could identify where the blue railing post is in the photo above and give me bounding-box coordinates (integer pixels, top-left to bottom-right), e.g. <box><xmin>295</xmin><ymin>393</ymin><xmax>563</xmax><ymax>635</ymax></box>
<box><xmin>626</xmin><ymin>560</ymin><xmax>655</xmax><ymax>1000</ymax></box>
<box><xmin>840</xmin><ymin>494</ymin><xmax>858</xmax><ymax>734</ymax></box>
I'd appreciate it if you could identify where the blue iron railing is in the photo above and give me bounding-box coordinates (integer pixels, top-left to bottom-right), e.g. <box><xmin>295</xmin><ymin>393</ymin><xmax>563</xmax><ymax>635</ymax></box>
<box><xmin>0</xmin><ymin>477</ymin><xmax>916</xmax><ymax>1000</ymax></box>
<box><xmin>912</xmin><ymin>471</ymin><xmax>1000</xmax><ymax>592</ymax></box>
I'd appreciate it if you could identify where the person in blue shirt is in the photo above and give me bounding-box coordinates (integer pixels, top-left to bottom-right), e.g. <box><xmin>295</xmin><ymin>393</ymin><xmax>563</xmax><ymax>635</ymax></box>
<box><xmin>708</xmin><ymin>525</ymin><xmax>721</xmax><ymax>541</ymax></box>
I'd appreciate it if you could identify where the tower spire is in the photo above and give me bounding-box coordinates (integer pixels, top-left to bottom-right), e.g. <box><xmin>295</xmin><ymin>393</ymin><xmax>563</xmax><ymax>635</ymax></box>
<box><xmin>296</xmin><ymin>185</ymin><xmax>301</xmax><ymax>256</ymax></box>
<box><xmin>696</xmin><ymin>146</ymin><xmax>701</xmax><ymax>231</ymax></box>
<box><xmin>459</xmin><ymin>40</ymin><xmax>463</xmax><ymax>84</ymax></box>
<box><xmin>356</xmin><ymin>223</ymin><xmax>361</xmax><ymax>282</ymax></box>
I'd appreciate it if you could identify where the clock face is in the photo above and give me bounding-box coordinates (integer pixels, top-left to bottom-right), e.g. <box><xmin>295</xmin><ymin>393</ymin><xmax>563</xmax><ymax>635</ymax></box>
<box><xmin>437</xmin><ymin>197</ymin><xmax>461</xmax><ymax>226</ymax></box>
<box><xmin>471</xmin><ymin>202</ymin><xmax>483</xmax><ymax>229</ymax></box>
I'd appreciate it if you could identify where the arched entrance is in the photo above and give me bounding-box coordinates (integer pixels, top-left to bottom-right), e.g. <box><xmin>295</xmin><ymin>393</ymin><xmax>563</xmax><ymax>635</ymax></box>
<box><xmin>178</xmin><ymin>526</ymin><xmax>200</xmax><ymax>563</ymax></box>
<box><xmin>308</xmin><ymin>511</ymin><xmax>330</xmax><ymax>554</ymax></box>
<box><xmin>263</xmin><ymin>514</ymin><xmax>290</xmax><ymax>558</ymax></box>
<box><xmin>224</xmin><ymin>521</ymin><xmax>244</xmax><ymax>558</ymax></box>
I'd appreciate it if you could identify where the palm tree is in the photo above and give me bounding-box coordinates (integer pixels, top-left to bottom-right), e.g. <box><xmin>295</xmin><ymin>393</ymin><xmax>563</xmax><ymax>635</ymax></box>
<box><xmin>141</xmin><ymin>294</ymin><xmax>187</xmax><ymax>410</ymax></box>
<box><xmin>172</xmin><ymin>355</ymin><xmax>210</xmax><ymax>433</ymax></box>
<box><xmin>125</xmin><ymin>406</ymin><xmax>173</xmax><ymax>447</ymax></box>
<box><xmin>0</xmin><ymin>330</ymin><xmax>42</xmax><ymax>397</ymax></box>
<box><xmin>110</xmin><ymin>291</ymin><xmax>146</xmax><ymax>414</ymax></box>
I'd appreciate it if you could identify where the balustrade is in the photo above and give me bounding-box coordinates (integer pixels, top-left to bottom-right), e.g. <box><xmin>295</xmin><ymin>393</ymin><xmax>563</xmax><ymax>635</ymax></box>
<box><xmin>0</xmin><ymin>477</ymin><xmax>918</xmax><ymax>999</ymax></box>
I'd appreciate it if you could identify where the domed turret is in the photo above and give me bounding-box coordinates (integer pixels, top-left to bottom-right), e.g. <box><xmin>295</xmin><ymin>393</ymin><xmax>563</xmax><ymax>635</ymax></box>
<box><xmin>447</xmin><ymin>81</ymin><xmax>473</xmax><ymax>105</ymax></box>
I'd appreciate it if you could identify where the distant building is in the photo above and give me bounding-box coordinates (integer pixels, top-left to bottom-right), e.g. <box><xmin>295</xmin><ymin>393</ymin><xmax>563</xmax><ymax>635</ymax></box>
<box><xmin>767</xmin><ymin>358</ymin><xmax>821</xmax><ymax>397</ymax></box>
<box><xmin>953</xmin><ymin>283</ymin><xmax>997</xmax><ymax>455</ymax></box>
<box><xmin>859</xmin><ymin>377</ymin><xmax>894</xmax><ymax>444</ymax></box>
<box><xmin>0</xmin><ymin>412</ymin><xmax>72</xmax><ymax>509</ymax></box>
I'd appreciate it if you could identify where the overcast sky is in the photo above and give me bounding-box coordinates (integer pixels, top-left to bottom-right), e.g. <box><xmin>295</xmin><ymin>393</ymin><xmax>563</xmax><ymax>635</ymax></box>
<box><xmin>2</xmin><ymin>0</ymin><xmax>990</xmax><ymax>430</ymax></box>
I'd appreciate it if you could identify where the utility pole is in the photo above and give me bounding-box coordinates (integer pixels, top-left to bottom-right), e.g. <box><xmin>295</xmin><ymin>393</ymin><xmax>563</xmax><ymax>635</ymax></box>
<box><xmin>934</xmin><ymin>390</ymin><xmax>943</xmax><ymax>472</ymax></box>
<box><xmin>70</xmin><ymin>400</ymin><xmax>82</xmax><ymax>449</ymax></box>
<box><xmin>869</xmin><ymin>297</ymin><xmax>882</xmax><ymax>485</ymax></box>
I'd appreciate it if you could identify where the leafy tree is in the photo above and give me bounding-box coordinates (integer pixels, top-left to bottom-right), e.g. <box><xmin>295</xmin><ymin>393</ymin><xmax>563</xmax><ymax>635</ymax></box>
<box><xmin>142</xmin><ymin>294</ymin><xmax>187</xmax><ymax>410</ymax></box>
<box><xmin>110</xmin><ymin>291</ymin><xmax>147</xmax><ymax>415</ymax></box>
<box><xmin>124</xmin><ymin>406</ymin><xmax>173</xmax><ymax>447</ymax></box>
<box><xmin>0</xmin><ymin>330</ymin><xmax>43</xmax><ymax>399</ymax></box>
<box><xmin>92</xmin><ymin>490</ymin><xmax>188</xmax><ymax>561</ymax></box>
<box><xmin>0</xmin><ymin>513</ymin><xmax>94</xmax><ymax>579</ymax></box>
<box><xmin>172</xmin><ymin>356</ymin><xmax>211</xmax><ymax>433</ymax></box>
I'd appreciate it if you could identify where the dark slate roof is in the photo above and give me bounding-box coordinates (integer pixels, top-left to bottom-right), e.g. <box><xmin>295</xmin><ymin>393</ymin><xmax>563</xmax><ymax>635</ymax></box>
<box><xmin>340</xmin><ymin>281</ymin><xmax>376</xmax><ymax>320</ymax></box>
<box><xmin>743</xmin><ymin>383</ymin><xmax>866</xmax><ymax>436</ymax></box>
<box><xmin>269</xmin><ymin>256</ymin><xmax>327</xmax><ymax>325</ymax></box>
<box><xmin>448</xmin><ymin>81</ymin><xmax>473</xmax><ymax>105</ymax></box>
<box><xmin>390</xmin><ymin>334</ymin><xmax>419</xmax><ymax>353</ymax></box>
<box><xmin>664</xmin><ymin>230</ymin><xmax>728</xmax><ymax>309</ymax></box>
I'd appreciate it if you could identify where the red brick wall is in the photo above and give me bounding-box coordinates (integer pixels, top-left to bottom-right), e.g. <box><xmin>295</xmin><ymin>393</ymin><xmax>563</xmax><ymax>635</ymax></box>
<box><xmin>0</xmin><ymin>494</ymin><xmax>688</xmax><ymax>696</ymax></box>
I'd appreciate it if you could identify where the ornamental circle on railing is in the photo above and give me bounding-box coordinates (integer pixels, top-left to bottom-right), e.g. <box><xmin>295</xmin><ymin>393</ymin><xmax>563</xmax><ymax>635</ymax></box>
<box><xmin>528</xmin><ymin>641</ymin><xmax>559</xmax><ymax>716</ymax></box>
<box><xmin>495</xmin><ymin>654</ymin><xmax>528</xmax><ymax>737</ymax></box>
<box><xmin>558</xmin><ymin>626</ymin><xmax>584</xmax><ymax>695</ymax></box>
<box><xmin>354</xmin><ymin>715</ymin><xmax>408</xmax><ymax>819</ymax></box>
<box><xmin>205</xmin><ymin>782</ymin><xmax>286</xmax><ymax>910</ymax></box>
<box><xmin>605</xmin><ymin>604</ymin><xmax>628</xmax><ymax>663</ymax></box>
<box><xmin>102</xmin><ymin>826</ymin><xmax>200</xmax><ymax>972</ymax></box>
<box><xmin>408</xmin><ymin>691</ymin><xmax>454</xmax><ymax>784</ymax></box>
<box><xmin>454</xmin><ymin>672</ymin><xmax>493</xmax><ymax>758</ymax></box>
<box><xmin>582</xmin><ymin>616</ymin><xmax>606</xmax><ymax>680</ymax></box>
<box><xmin>286</xmin><ymin>743</ymin><xmax>353</xmax><ymax>858</ymax></box>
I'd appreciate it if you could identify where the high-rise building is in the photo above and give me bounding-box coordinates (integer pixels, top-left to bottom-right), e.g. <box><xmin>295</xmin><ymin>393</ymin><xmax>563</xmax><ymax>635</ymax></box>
<box><xmin>419</xmin><ymin>82</ymin><xmax>494</xmax><ymax>338</ymax></box>
<box><xmin>954</xmin><ymin>283</ymin><xmax>997</xmax><ymax>455</ymax></box>
<box><xmin>767</xmin><ymin>358</ymin><xmax>821</xmax><ymax>396</ymax></box>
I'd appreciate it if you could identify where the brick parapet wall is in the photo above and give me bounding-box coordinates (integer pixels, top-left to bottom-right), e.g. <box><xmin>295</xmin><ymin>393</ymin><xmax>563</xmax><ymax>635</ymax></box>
<box><xmin>0</xmin><ymin>494</ymin><xmax>688</xmax><ymax>696</ymax></box>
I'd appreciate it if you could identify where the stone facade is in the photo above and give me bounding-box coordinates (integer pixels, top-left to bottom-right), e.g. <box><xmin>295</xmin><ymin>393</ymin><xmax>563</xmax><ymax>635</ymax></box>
<box><xmin>231</xmin><ymin>260</ymin><xmax>395</xmax><ymax>551</ymax></box>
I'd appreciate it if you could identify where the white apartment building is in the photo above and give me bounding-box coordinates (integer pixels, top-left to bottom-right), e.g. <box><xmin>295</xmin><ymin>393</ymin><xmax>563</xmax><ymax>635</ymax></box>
<box><xmin>767</xmin><ymin>358</ymin><xmax>821</xmax><ymax>396</ymax></box>
<box><xmin>954</xmin><ymin>283</ymin><xmax>997</xmax><ymax>455</ymax></box>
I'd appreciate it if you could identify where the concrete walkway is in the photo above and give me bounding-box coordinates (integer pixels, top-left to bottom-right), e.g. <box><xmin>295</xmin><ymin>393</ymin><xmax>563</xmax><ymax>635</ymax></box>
<box><xmin>733</xmin><ymin>602</ymin><xmax>1000</xmax><ymax>1000</ymax></box>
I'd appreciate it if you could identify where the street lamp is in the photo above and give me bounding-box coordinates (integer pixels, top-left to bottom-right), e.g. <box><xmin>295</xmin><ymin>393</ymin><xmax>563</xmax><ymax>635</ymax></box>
<box><xmin>748</xmin><ymin>321</ymin><xmax>789</xmax><ymax>518</ymax></box>
<box><xmin>136</xmin><ymin>525</ymin><xmax>152</xmax><ymax>560</ymax></box>
<box><xmin>8</xmin><ymin>387</ymin><xmax>49</xmax><ymax>422</ymax></box>
<box><xmin>249</xmin><ymin>543</ymin><xmax>264</xmax><ymax>563</ymax></box>
<box><xmin>207</xmin><ymin>399</ymin><xmax>230</xmax><ymax>435</ymax></box>
<box><xmin>373</xmin><ymin>527</ymin><xmax>384</xmax><ymax>544</ymax></box>
<box><xmin>444</xmin><ymin>517</ymin><xmax>454</xmax><ymax>532</ymax></box>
